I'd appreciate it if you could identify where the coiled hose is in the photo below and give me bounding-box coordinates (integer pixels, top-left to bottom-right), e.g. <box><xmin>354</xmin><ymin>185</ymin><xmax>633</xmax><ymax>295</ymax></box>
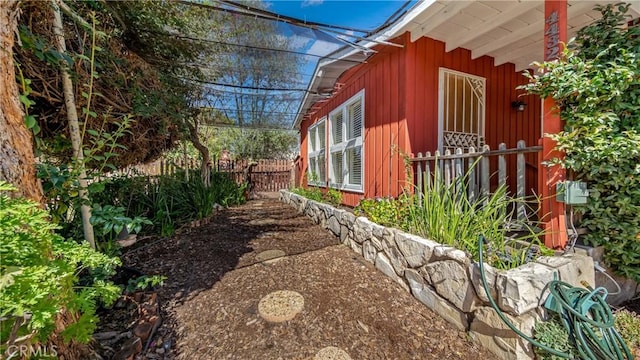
<box><xmin>477</xmin><ymin>235</ymin><xmax>634</xmax><ymax>359</ymax></box>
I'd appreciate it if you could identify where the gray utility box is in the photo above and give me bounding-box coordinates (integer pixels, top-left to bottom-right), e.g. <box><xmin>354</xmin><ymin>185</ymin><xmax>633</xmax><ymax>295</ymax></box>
<box><xmin>556</xmin><ymin>180</ymin><xmax>589</xmax><ymax>205</ymax></box>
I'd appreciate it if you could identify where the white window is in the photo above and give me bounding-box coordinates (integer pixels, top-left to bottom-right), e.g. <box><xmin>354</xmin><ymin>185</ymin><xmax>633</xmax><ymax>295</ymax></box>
<box><xmin>328</xmin><ymin>90</ymin><xmax>364</xmax><ymax>192</ymax></box>
<box><xmin>438</xmin><ymin>68</ymin><xmax>485</xmax><ymax>152</ymax></box>
<box><xmin>307</xmin><ymin>118</ymin><xmax>326</xmax><ymax>186</ymax></box>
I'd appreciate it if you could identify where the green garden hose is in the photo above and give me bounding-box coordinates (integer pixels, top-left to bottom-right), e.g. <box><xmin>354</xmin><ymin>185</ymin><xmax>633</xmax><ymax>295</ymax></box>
<box><xmin>477</xmin><ymin>235</ymin><xmax>634</xmax><ymax>360</ymax></box>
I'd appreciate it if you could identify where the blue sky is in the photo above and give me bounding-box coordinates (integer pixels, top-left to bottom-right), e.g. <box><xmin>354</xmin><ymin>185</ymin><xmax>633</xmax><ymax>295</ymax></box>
<box><xmin>268</xmin><ymin>1</ymin><xmax>409</xmax><ymax>32</ymax></box>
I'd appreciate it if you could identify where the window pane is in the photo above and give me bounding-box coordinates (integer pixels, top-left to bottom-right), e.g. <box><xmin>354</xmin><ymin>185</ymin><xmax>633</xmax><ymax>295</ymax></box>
<box><xmin>331</xmin><ymin>151</ymin><xmax>343</xmax><ymax>185</ymax></box>
<box><xmin>309</xmin><ymin>127</ymin><xmax>316</xmax><ymax>152</ymax></box>
<box><xmin>347</xmin><ymin>146</ymin><xmax>362</xmax><ymax>186</ymax></box>
<box><xmin>309</xmin><ymin>157</ymin><xmax>317</xmax><ymax>182</ymax></box>
<box><xmin>331</xmin><ymin>112</ymin><xmax>343</xmax><ymax>145</ymax></box>
<box><xmin>347</xmin><ymin>100</ymin><xmax>363</xmax><ymax>140</ymax></box>
<box><xmin>318</xmin><ymin>122</ymin><xmax>326</xmax><ymax>150</ymax></box>
<box><xmin>318</xmin><ymin>154</ymin><xmax>326</xmax><ymax>183</ymax></box>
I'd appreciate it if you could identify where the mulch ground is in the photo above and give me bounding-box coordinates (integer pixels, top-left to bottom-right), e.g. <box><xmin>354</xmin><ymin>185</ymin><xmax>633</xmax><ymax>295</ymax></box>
<box><xmin>97</xmin><ymin>196</ymin><xmax>493</xmax><ymax>359</ymax></box>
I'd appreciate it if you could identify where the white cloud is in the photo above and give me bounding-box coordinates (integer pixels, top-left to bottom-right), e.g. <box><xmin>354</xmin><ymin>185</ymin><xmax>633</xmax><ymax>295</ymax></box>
<box><xmin>301</xmin><ymin>0</ymin><xmax>323</xmax><ymax>8</ymax></box>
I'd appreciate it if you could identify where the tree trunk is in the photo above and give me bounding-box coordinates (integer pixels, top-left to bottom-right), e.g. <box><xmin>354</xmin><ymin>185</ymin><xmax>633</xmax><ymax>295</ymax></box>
<box><xmin>51</xmin><ymin>0</ymin><xmax>95</xmax><ymax>249</ymax></box>
<box><xmin>186</xmin><ymin>120</ymin><xmax>211</xmax><ymax>187</ymax></box>
<box><xmin>0</xmin><ymin>0</ymin><xmax>44</xmax><ymax>202</ymax></box>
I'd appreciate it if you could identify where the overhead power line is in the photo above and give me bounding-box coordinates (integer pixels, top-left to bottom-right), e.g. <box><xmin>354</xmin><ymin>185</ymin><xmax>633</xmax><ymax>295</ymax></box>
<box><xmin>180</xmin><ymin>76</ymin><xmax>329</xmax><ymax>95</ymax></box>
<box><xmin>200</xmin><ymin>123</ymin><xmax>299</xmax><ymax>132</ymax></box>
<box><xmin>175</xmin><ymin>0</ymin><xmax>402</xmax><ymax>48</ymax></box>
<box><xmin>145</xmin><ymin>58</ymin><xmax>318</xmax><ymax>80</ymax></box>
<box><xmin>197</xmin><ymin>106</ymin><xmax>303</xmax><ymax>116</ymax></box>
<box><xmin>144</xmin><ymin>30</ymin><xmax>367</xmax><ymax>64</ymax></box>
<box><xmin>177</xmin><ymin>0</ymin><xmax>371</xmax><ymax>34</ymax></box>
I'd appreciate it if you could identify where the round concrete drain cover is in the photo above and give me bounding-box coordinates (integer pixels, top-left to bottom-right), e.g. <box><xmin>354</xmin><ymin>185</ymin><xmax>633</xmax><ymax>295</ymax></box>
<box><xmin>255</xmin><ymin>249</ymin><xmax>286</xmax><ymax>263</ymax></box>
<box><xmin>315</xmin><ymin>347</ymin><xmax>351</xmax><ymax>360</ymax></box>
<box><xmin>258</xmin><ymin>290</ymin><xmax>304</xmax><ymax>323</ymax></box>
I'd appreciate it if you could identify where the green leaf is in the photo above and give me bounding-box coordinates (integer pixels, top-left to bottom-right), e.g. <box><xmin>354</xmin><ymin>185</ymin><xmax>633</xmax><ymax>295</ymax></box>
<box><xmin>25</xmin><ymin>115</ymin><xmax>37</xmax><ymax>129</ymax></box>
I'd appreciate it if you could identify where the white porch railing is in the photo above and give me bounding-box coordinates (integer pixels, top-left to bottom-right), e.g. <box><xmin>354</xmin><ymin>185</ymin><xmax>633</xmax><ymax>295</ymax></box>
<box><xmin>410</xmin><ymin>140</ymin><xmax>542</xmax><ymax>221</ymax></box>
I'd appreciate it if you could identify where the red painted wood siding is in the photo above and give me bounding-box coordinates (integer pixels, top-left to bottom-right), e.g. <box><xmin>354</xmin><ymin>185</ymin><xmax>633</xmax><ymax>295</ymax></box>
<box><xmin>405</xmin><ymin>34</ymin><xmax>541</xmax><ymax>196</ymax></box>
<box><xmin>299</xmin><ymin>39</ymin><xmax>410</xmax><ymax>207</ymax></box>
<box><xmin>299</xmin><ymin>32</ymin><xmax>541</xmax><ymax>207</ymax></box>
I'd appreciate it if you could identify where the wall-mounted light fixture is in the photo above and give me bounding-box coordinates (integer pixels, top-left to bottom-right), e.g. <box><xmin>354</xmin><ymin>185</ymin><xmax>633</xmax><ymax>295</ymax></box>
<box><xmin>511</xmin><ymin>100</ymin><xmax>527</xmax><ymax>112</ymax></box>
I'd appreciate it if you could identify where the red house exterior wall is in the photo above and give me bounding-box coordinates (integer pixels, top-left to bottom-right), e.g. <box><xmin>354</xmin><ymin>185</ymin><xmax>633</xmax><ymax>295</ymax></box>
<box><xmin>299</xmin><ymin>32</ymin><xmax>541</xmax><ymax>207</ymax></box>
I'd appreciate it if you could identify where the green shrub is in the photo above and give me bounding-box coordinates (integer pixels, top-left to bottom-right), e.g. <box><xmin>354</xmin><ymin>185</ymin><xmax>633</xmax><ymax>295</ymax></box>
<box><xmin>91</xmin><ymin>171</ymin><xmax>246</xmax><ymax>236</ymax></box>
<box><xmin>90</xmin><ymin>204</ymin><xmax>152</xmax><ymax>256</ymax></box>
<box><xmin>0</xmin><ymin>182</ymin><xmax>121</xmax><ymax>348</ymax></box>
<box><xmin>522</xmin><ymin>3</ymin><xmax>640</xmax><ymax>281</ymax></box>
<box><xmin>291</xmin><ymin>186</ymin><xmax>325</xmax><ymax>203</ymax></box>
<box><xmin>615</xmin><ymin>309</ymin><xmax>640</xmax><ymax>353</ymax></box>
<box><xmin>292</xmin><ymin>186</ymin><xmax>346</xmax><ymax>207</ymax></box>
<box><xmin>326</xmin><ymin>188</ymin><xmax>343</xmax><ymax>207</ymax></box>
<box><xmin>355</xmin><ymin>196</ymin><xmax>410</xmax><ymax>229</ymax></box>
<box><xmin>533</xmin><ymin>315</ymin><xmax>578</xmax><ymax>360</ymax></box>
<box><xmin>407</xmin><ymin>177</ymin><xmax>547</xmax><ymax>269</ymax></box>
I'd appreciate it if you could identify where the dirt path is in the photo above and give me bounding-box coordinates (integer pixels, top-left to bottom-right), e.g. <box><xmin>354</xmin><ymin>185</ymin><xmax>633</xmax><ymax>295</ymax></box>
<box><xmin>120</xmin><ymin>197</ymin><xmax>492</xmax><ymax>359</ymax></box>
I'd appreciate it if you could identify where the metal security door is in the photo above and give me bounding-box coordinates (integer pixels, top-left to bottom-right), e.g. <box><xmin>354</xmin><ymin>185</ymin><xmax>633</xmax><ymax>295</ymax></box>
<box><xmin>438</xmin><ymin>69</ymin><xmax>486</xmax><ymax>152</ymax></box>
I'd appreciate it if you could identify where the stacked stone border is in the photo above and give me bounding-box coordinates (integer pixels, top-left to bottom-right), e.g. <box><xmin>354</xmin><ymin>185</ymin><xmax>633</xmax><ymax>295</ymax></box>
<box><xmin>280</xmin><ymin>190</ymin><xmax>596</xmax><ymax>360</ymax></box>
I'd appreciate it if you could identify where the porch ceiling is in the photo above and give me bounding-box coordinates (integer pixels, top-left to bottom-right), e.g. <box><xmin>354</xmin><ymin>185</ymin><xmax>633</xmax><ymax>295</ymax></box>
<box><xmin>397</xmin><ymin>0</ymin><xmax>640</xmax><ymax>72</ymax></box>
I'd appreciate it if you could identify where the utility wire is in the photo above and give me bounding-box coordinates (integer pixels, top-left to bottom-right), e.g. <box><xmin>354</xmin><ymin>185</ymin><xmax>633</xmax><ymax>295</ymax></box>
<box><xmin>179</xmin><ymin>76</ymin><xmax>330</xmax><ymax>94</ymax></box>
<box><xmin>371</xmin><ymin>0</ymin><xmax>413</xmax><ymax>34</ymax></box>
<box><xmin>197</xmin><ymin>106</ymin><xmax>304</xmax><ymax>116</ymax></box>
<box><xmin>200</xmin><ymin>89</ymin><xmax>303</xmax><ymax>98</ymax></box>
<box><xmin>176</xmin><ymin>0</ymin><xmax>371</xmax><ymax>34</ymax></box>
<box><xmin>175</xmin><ymin>0</ymin><xmax>401</xmax><ymax>48</ymax></box>
<box><xmin>143</xmin><ymin>30</ymin><xmax>367</xmax><ymax>64</ymax></box>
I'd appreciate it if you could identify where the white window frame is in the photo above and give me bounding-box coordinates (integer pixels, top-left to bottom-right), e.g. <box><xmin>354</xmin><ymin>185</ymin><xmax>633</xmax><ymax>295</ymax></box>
<box><xmin>437</xmin><ymin>68</ymin><xmax>486</xmax><ymax>152</ymax></box>
<box><xmin>307</xmin><ymin>118</ymin><xmax>326</xmax><ymax>186</ymax></box>
<box><xmin>328</xmin><ymin>90</ymin><xmax>365</xmax><ymax>193</ymax></box>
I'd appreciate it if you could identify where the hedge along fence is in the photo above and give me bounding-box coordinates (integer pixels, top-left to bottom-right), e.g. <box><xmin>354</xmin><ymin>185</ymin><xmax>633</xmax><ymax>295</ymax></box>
<box><xmin>280</xmin><ymin>190</ymin><xmax>595</xmax><ymax>360</ymax></box>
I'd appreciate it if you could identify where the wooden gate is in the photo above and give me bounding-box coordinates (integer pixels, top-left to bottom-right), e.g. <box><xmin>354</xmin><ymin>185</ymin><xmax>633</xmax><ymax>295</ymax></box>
<box><xmin>216</xmin><ymin>158</ymin><xmax>292</xmax><ymax>192</ymax></box>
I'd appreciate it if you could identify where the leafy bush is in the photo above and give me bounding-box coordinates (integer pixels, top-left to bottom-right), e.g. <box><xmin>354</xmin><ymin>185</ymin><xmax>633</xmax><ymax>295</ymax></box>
<box><xmin>326</xmin><ymin>188</ymin><xmax>343</xmax><ymax>207</ymax></box>
<box><xmin>354</xmin><ymin>177</ymin><xmax>547</xmax><ymax>269</ymax></box>
<box><xmin>355</xmin><ymin>196</ymin><xmax>410</xmax><ymax>229</ymax></box>
<box><xmin>533</xmin><ymin>309</ymin><xmax>640</xmax><ymax>359</ymax></box>
<box><xmin>0</xmin><ymin>182</ymin><xmax>120</xmax><ymax>348</ymax></box>
<box><xmin>91</xmin><ymin>171</ymin><xmax>247</xmax><ymax>236</ymax></box>
<box><xmin>533</xmin><ymin>315</ymin><xmax>578</xmax><ymax>360</ymax></box>
<box><xmin>407</xmin><ymin>179</ymin><xmax>547</xmax><ymax>269</ymax></box>
<box><xmin>124</xmin><ymin>275</ymin><xmax>167</xmax><ymax>294</ymax></box>
<box><xmin>290</xmin><ymin>186</ymin><xmax>345</xmax><ymax>206</ymax></box>
<box><xmin>522</xmin><ymin>3</ymin><xmax>640</xmax><ymax>281</ymax></box>
<box><xmin>615</xmin><ymin>309</ymin><xmax>640</xmax><ymax>354</ymax></box>
<box><xmin>90</xmin><ymin>204</ymin><xmax>152</xmax><ymax>255</ymax></box>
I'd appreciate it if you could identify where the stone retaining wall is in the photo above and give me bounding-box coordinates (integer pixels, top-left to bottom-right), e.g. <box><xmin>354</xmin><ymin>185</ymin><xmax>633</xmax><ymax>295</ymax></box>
<box><xmin>280</xmin><ymin>190</ymin><xmax>596</xmax><ymax>360</ymax></box>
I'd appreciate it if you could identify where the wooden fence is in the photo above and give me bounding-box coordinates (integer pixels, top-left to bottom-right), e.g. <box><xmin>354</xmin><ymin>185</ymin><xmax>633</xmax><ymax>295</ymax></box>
<box><xmin>410</xmin><ymin>140</ymin><xmax>541</xmax><ymax>221</ymax></box>
<box><xmin>214</xmin><ymin>158</ymin><xmax>293</xmax><ymax>192</ymax></box>
<box><xmin>110</xmin><ymin>157</ymin><xmax>293</xmax><ymax>192</ymax></box>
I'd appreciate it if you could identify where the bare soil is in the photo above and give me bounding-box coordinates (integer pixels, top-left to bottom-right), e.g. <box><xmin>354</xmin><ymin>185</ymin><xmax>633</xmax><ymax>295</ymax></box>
<box><xmin>99</xmin><ymin>196</ymin><xmax>493</xmax><ymax>360</ymax></box>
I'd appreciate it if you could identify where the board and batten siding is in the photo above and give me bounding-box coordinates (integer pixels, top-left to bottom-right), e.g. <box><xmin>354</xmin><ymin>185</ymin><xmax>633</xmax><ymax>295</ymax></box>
<box><xmin>300</xmin><ymin>40</ymin><xmax>410</xmax><ymax>207</ymax></box>
<box><xmin>300</xmin><ymin>32</ymin><xmax>542</xmax><ymax>207</ymax></box>
<box><xmin>405</xmin><ymin>33</ymin><xmax>541</xmax><ymax>197</ymax></box>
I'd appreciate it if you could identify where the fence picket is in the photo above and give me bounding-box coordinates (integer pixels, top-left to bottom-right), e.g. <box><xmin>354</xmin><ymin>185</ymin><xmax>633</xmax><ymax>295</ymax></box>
<box><xmin>409</xmin><ymin>141</ymin><xmax>540</xmax><ymax>219</ymax></box>
<box><xmin>480</xmin><ymin>144</ymin><xmax>490</xmax><ymax>203</ymax></box>
<box><xmin>417</xmin><ymin>152</ymin><xmax>424</xmax><ymax>206</ymax></box>
<box><xmin>517</xmin><ymin>140</ymin><xmax>527</xmax><ymax>221</ymax></box>
<box><xmin>468</xmin><ymin>146</ymin><xmax>477</xmax><ymax>202</ymax></box>
<box><xmin>444</xmin><ymin>149</ymin><xmax>452</xmax><ymax>187</ymax></box>
<box><xmin>498</xmin><ymin>143</ymin><xmax>507</xmax><ymax>189</ymax></box>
